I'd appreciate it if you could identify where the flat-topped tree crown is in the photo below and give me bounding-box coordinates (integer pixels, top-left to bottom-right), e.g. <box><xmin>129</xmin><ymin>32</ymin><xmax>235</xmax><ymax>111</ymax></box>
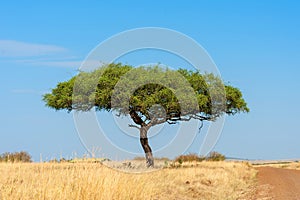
<box><xmin>43</xmin><ymin>63</ymin><xmax>249</xmax><ymax>167</ymax></box>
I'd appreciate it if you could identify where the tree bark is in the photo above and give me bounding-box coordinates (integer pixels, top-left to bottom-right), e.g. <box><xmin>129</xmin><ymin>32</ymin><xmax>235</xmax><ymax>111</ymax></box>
<box><xmin>129</xmin><ymin>110</ymin><xmax>154</xmax><ymax>167</ymax></box>
<box><xmin>140</xmin><ymin>125</ymin><xmax>154</xmax><ymax>167</ymax></box>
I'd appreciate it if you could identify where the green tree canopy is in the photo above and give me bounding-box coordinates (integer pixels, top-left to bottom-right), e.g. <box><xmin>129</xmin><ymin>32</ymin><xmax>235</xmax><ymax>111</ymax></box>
<box><xmin>43</xmin><ymin>63</ymin><xmax>249</xmax><ymax>167</ymax></box>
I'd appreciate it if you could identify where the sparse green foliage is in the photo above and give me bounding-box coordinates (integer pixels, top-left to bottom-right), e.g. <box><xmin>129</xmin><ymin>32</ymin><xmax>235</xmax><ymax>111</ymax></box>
<box><xmin>43</xmin><ymin>63</ymin><xmax>249</xmax><ymax>119</ymax></box>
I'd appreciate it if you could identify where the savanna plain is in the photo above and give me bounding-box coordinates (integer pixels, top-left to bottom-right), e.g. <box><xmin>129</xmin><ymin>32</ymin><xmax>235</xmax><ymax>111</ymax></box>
<box><xmin>0</xmin><ymin>160</ymin><xmax>261</xmax><ymax>200</ymax></box>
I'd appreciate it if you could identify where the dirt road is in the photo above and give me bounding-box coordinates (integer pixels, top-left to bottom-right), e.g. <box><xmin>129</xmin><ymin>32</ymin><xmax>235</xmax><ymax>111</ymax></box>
<box><xmin>256</xmin><ymin>167</ymin><xmax>300</xmax><ymax>200</ymax></box>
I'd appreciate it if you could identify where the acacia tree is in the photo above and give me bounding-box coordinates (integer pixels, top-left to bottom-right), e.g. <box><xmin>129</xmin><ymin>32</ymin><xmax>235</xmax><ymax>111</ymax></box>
<box><xmin>43</xmin><ymin>63</ymin><xmax>249</xmax><ymax>167</ymax></box>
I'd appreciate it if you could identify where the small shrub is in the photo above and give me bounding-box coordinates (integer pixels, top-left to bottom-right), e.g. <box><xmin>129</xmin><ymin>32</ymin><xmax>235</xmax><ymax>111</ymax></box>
<box><xmin>174</xmin><ymin>153</ymin><xmax>205</xmax><ymax>163</ymax></box>
<box><xmin>0</xmin><ymin>151</ymin><xmax>32</xmax><ymax>163</ymax></box>
<box><xmin>164</xmin><ymin>160</ymin><xmax>169</xmax><ymax>167</ymax></box>
<box><xmin>206</xmin><ymin>151</ymin><xmax>225</xmax><ymax>161</ymax></box>
<box><xmin>174</xmin><ymin>152</ymin><xmax>225</xmax><ymax>164</ymax></box>
<box><xmin>59</xmin><ymin>158</ymin><xmax>69</xmax><ymax>163</ymax></box>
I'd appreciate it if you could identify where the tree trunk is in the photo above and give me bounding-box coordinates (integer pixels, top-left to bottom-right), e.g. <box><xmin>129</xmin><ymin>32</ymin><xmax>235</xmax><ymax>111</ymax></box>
<box><xmin>140</xmin><ymin>126</ymin><xmax>154</xmax><ymax>167</ymax></box>
<box><xmin>129</xmin><ymin>110</ymin><xmax>154</xmax><ymax>167</ymax></box>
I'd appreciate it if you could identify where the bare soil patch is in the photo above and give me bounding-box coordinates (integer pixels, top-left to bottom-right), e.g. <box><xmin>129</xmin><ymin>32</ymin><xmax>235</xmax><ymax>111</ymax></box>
<box><xmin>256</xmin><ymin>166</ymin><xmax>300</xmax><ymax>200</ymax></box>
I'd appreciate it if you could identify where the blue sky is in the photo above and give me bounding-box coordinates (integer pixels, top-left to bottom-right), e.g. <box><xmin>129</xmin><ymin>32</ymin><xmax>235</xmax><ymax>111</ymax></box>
<box><xmin>0</xmin><ymin>1</ymin><xmax>300</xmax><ymax>161</ymax></box>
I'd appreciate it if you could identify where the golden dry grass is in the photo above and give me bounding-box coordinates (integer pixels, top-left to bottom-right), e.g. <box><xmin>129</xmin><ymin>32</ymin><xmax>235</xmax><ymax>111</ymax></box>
<box><xmin>0</xmin><ymin>161</ymin><xmax>257</xmax><ymax>200</ymax></box>
<box><xmin>253</xmin><ymin>161</ymin><xmax>300</xmax><ymax>170</ymax></box>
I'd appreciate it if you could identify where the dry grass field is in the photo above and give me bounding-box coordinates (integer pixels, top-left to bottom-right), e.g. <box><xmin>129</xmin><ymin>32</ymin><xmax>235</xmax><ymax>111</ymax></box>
<box><xmin>0</xmin><ymin>161</ymin><xmax>257</xmax><ymax>200</ymax></box>
<box><xmin>252</xmin><ymin>161</ymin><xmax>300</xmax><ymax>170</ymax></box>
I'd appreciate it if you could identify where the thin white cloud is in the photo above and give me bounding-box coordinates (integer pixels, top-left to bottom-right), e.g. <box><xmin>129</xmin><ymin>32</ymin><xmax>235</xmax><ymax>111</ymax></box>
<box><xmin>37</xmin><ymin>60</ymin><xmax>83</xmax><ymax>68</ymax></box>
<box><xmin>14</xmin><ymin>59</ymin><xmax>104</xmax><ymax>69</ymax></box>
<box><xmin>0</xmin><ymin>40</ymin><xmax>105</xmax><ymax>69</ymax></box>
<box><xmin>0</xmin><ymin>40</ymin><xmax>67</xmax><ymax>57</ymax></box>
<box><xmin>0</xmin><ymin>40</ymin><xmax>84</xmax><ymax>68</ymax></box>
<box><xmin>16</xmin><ymin>59</ymin><xmax>83</xmax><ymax>68</ymax></box>
<box><xmin>11</xmin><ymin>89</ymin><xmax>45</xmax><ymax>95</ymax></box>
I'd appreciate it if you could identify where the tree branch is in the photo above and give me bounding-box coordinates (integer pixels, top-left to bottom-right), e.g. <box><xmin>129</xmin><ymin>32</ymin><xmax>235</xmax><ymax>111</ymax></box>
<box><xmin>198</xmin><ymin>119</ymin><xmax>204</xmax><ymax>130</ymax></box>
<box><xmin>128</xmin><ymin>124</ymin><xmax>140</xmax><ymax>129</ymax></box>
<box><xmin>167</xmin><ymin>121</ymin><xmax>177</xmax><ymax>124</ymax></box>
<box><xmin>129</xmin><ymin>112</ymin><xmax>210</xmax><ymax>130</ymax></box>
<box><xmin>129</xmin><ymin>110</ymin><xmax>146</xmax><ymax>126</ymax></box>
<box><xmin>192</xmin><ymin>114</ymin><xmax>212</xmax><ymax>121</ymax></box>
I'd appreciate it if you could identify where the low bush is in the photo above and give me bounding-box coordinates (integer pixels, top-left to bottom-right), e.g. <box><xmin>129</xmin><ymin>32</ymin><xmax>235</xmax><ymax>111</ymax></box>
<box><xmin>174</xmin><ymin>153</ymin><xmax>205</xmax><ymax>163</ymax></box>
<box><xmin>206</xmin><ymin>151</ymin><xmax>226</xmax><ymax>161</ymax></box>
<box><xmin>0</xmin><ymin>151</ymin><xmax>32</xmax><ymax>163</ymax></box>
<box><xmin>174</xmin><ymin>152</ymin><xmax>226</xmax><ymax>163</ymax></box>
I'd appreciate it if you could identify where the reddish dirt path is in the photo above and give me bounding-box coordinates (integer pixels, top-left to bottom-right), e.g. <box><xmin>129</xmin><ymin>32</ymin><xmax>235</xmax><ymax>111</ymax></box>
<box><xmin>256</xmin><ymin>167</ymin><xmax>300</xmax><ymax>200</ymax></box>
